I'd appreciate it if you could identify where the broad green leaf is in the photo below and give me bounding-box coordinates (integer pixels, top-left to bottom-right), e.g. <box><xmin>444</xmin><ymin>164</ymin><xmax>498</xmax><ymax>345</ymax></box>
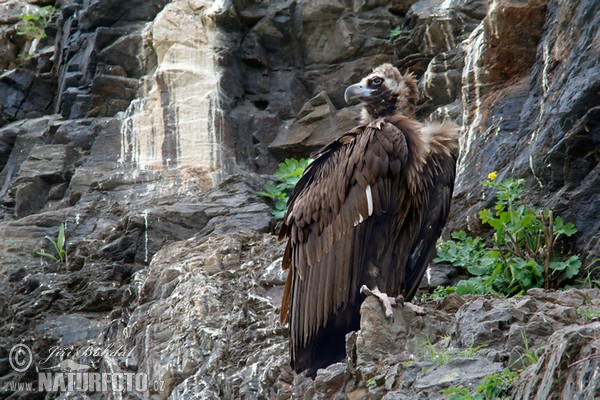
<box><xmin>550</xmin><ymin>256</ymin><xmax>581</xmax><ymax>278</ymax></box>
<box><xmin>456</xmin><ymin>277</ymin><xmax>493</xmax><ymax>295</ymax></box>
<box><xmin>466</xmin><ymin>255</ymin><xmax>496</xmax><ymax>276</ymax></box>
<box><xmin>549</xmin><ymin>260</ymin><xmax>567</xmax><ymax>271</ymax></box>
<box><xmin>273</xmin><ymin>208</ymin><xmax>287</xmax><ymax>220</ymax></box>
<box><xmin>520</xmin><ymin>213</ymin><xmax>537</xmax><ymax>229</ymax></box>
<box><xmin>262</xmin><ymin>158</ymin><xmax>311</xmax><ymax>219</ymax></box>
<box><xmin>553</xmin><ymin>216</ymin><xmax>577</xmax><ymax>236</ymax></box>
<box><xmin>57</xmin><ymin>223</ymin><xmax>66</xmax><ymax>249</ymax></box>
<box><xmin>478</xmin><ymin>209</ymin><xmax>494</xmax><ymax>224</ymax></box>
<box><xmin>451</xmin><ymin>230</ymin><xmax>467</xmax><ymax>241</ymax></box>
<box><xmin>564</xmin><ymin>256</ymin><xmax>582</xmax><ymax>278</ymax></box>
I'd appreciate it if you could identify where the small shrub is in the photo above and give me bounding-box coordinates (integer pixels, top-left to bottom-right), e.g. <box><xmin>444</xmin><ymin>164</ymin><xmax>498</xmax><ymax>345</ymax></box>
<box><xmin>16</xmin><ymin>6</ymin><xmax>55</xmax><ymax>40</ymax></box>
<box><xmin>418</xmin><ymin>337</ymin><xmax>452</xmax><ymax>366</ymax></box>
<box><xmin>420</xmin><ymin>285</ymin><xmax>456</xmax><ymax>301</ymax></box>
<box><xmin>443</xmin><ymin>387</ymin><xmax>473</xmax><ymax>400</ymax></box>
<box><xmin>443</xmin><ymin>368</ymin><xmax>519</xmax><ymax>400</ymax></box>
<box><xmin>434</xmin><ymin>173</ymin><xmax>581</xmax><ymax>297</ymax></box>
<box><xmin>259</xmin><ymin>158</ymin><xmax>311</xmax><ymax>220</ymax></box>
<box><xmin>366</xmin><ymin>378</ymin><xmax>377</xmax><ymax>389</ymax></box>
<box><xmin>37</xmin><ymin>222</ymin><xmax>67</xmax><ymax>263</ymax></box>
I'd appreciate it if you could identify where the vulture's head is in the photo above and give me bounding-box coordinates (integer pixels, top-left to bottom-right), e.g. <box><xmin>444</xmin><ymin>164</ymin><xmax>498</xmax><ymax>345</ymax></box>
<box><xmin>344</xmin><ymin>63</ymin><xmax>418</xmax><ymax>123</ymax></box>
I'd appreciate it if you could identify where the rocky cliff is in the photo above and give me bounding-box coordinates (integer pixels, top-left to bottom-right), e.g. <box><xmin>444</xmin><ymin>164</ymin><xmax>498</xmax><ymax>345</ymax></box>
<box><xmin>0</xmin><ymin>0</ymin><xmax>598</xmax><ymax>399</ymax></box>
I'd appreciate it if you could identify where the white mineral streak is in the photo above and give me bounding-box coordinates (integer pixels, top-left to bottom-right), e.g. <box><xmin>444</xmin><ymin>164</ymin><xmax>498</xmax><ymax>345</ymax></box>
<box><xmin>457</xmin><ymin>23</ymin><xmax>486</xmax><ymax>176</ymax></box>
<box><xmin>120</xmin><ymin>0</ymin><xmax>228</xmax><ymax>187</ymax></box>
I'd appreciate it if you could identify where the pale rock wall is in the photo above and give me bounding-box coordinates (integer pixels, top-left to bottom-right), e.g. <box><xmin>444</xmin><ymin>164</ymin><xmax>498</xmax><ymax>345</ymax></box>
<box><xmin>121</xmin><ymin>0</ymin><xmax>231</xmax><ymax>185</ymax></box>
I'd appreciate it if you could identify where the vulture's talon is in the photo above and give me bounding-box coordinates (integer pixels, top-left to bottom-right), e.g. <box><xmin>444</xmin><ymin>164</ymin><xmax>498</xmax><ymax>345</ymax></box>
<box><xmin>360</xmin><ymin>285</ymin><xmax>372</xmax><ymax>296</ymax></box>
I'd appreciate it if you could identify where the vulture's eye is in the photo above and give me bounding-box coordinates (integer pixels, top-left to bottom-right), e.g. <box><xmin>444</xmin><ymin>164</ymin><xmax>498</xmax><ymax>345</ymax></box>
<box><xmin>370</xmin><ymin>77</ymin><xmax>383</xmax><ymax>87</ymax></box>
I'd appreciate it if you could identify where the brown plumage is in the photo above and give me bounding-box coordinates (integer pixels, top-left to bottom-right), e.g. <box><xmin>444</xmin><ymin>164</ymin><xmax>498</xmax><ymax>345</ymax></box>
<box><xmin>278</xmin><ymin>63</ymin><xmax>460</xmax><ymax>377</ymax></box>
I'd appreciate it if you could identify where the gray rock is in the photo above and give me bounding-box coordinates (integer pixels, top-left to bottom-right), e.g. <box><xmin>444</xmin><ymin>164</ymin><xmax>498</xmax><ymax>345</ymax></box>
<box><xmin>79</xmin><ymin>0</ymin><xmax>169</xmax><ymax>31</ymax></box>
<box><xmin>100</xmin><ymin>230</ymin><xmax>291</xmax><ymax>399</ymax></box>
<box><xmin>14</xmin><ymin>176</ymin><xmax>51</xmax><ymax>217</ymax></box>
<box><xmin>0</xmin><ymin>116</ymin><xmax>61</xmax><ymax>210</ymax></box>
<box><xmin>0</xmin><ymin>69</ymin><xmax>35</xmax><ymax>121</ymax></box>
<box><xmin>50</xmin><ymin>118</ymin><xmax>103</xmax><ymax>151</ymax></box>
<box><xmin>414</xmin><ymin>357</ymin><xmax>503</xmax><ymax>392</ymax></box>
<box><xmin>35</xmin><ymin>315</ymin><xmax>106</xmax><ymax>347</ymax></box>
<box><xmin>0</xmin><ymin>124</ymin><xmax>18</xmax><ymax>169</ymax></box>
<box><xmin>356</xmin><ymin>296</ymin><xmax>414</xmax><ymax>369</ymax></box>
<box><xmin>10</xmin><ymin>143</ymin><xmax>77</xmax><ymax>216</ymax></box>
<box><xmin>456</xmin><ymin>297</ymin><xmax>528</xmax><ymax>347</ymax></box>
<box><xmin>96</xmin><ymin>31</ymin><xmax>145</xmax><ymax>78</ymax></box>
<box><xmin>269</xmin><ymin>91</ymin><xmax>340</xmax><ymax>156</ymax></box>
<box><xmin>16</xmin><ymin>144</ymin><xmax>76</xmax><ymax>183</ymax></box>
<box><xmin>418</xmin><ymin>48</ymin><xmax>464</xmax><ymax>114</ymax></box>
<box><xmin>512</xmin><ymin>322</ymin><xmax>600</xmax><ymax>400</ymax></box>
<box><xmin>88</xmin><ymin>74</ymin><xmax>140</xmax><ymax>117</ymax></box>
<box><xmin>260</xmin><ymin>256</ymin><xmax>288</xmax><ymax>287</ymax></box>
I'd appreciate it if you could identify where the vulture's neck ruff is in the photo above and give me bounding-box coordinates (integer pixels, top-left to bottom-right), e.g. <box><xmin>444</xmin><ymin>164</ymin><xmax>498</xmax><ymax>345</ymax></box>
<box><xmin>344</xmin><ymin>63</ymin><xmax>418</xmax><ymax>123</ymax></box>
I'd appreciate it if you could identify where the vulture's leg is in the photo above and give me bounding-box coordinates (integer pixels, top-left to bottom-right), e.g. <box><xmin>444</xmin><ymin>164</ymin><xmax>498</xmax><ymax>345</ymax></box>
<box><xmin>360</xmin><ymin>285</ymin><xmax>395</xmax><ymax>319</ymax></box>
<box><xmin>360</xmin><ymin>286</ymin><xmax>426</xmax><ymax>319</ymax></box>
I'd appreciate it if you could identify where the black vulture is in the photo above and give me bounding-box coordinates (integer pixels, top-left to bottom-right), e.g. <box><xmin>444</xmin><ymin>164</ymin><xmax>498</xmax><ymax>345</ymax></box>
<box><xmin>279</xmin><ymin>63</ymin><xmax>460</xmax><ymax>377</ymax></box>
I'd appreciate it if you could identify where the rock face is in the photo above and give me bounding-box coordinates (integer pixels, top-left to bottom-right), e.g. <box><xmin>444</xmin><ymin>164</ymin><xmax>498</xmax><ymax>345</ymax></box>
<box><xmin>513</xmin><ymin>321</ymin><xmax>600</xmax><ymax>400</ymax></box>
<box><xmin>0</xmin><ymin>0</ymin><xmax>598</xmax><ymax>399</ymax></box>
<box><xmin>452</xmin><ymin>0</ymin><xmax>600</xmax><ymax>262</ymax></box>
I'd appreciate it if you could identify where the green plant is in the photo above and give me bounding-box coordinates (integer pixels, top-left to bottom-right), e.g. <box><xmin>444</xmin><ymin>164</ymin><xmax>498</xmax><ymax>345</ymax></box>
<box><xmin>443</xmin><ymin>387</ymin><xmax>473</xmax><ymax>400</ymax></box>
<box><xmin>443</xmin><ymin>368</ymin><xmax>519</xmax><ymax>400</ymax></box>
<box><xmin>16</xmin><ymin>6</ymin><xmax>55</xmax><ymax>40</ymax></box>
<box><xmin>420</xmin><ymin>285</ymin><xmax>456</xmax><ymax>302</ymax></box>
<box><xmin>435</xmin><ymin>231</ymin><xmax>487</xmax><ymax>268</ymax></box>
<box><xmin>390</xmin><ymin>26</ymin><xmax>403</xmax><ymax>41</ymax></box>
<box><xmin>259</xmin><ymin>158</ymin><xmax>311</xmax><ymax>220</ymax></box>
<box><xmin>512</xmin><ymin>330</ymin><xmax>541</xmax><ymax>369</ymax></box>
<box><xmin>578</xmin><ymin>305</ymin><xmax>600</xmax><ymax>322</ymax></box>
<box><xmin>477</xmin><ymin>369</ymin><xmax>519</xmax><ymax>399</ymax></box>
<box><xmin>434</xmin><ymin>173</ymin><xmax>581</xmax><ymax>297</ymax></box>
<box><xmin>37</xmin><ymin>223</ymin><xmax>67</xmax><ymax>263</ymax></box>
<box><xmin>419</xmin><ymin>337</ymin><xmax>451</xmax><ymax>366</ymax></box>
<box><xmin>418</xmin><ymin>338</ymin><xmax>485</xmax><ymax>366</ymax></box>
<box><xmin>578</xmin><ymin>259</ymin><xmax>600</xmax><ymax>289</ymax></box>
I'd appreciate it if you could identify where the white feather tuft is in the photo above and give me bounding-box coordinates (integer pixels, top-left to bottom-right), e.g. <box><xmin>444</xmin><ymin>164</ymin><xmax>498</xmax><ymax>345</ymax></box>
<box><xmin>366</xmin><ymin>185</ymin><xmax>373</xmax><ymax>216</ymax></box>
<box><xmin>354</xmin><ymin>214</ymin><xmax>364</xmax><ymax>227</ymax></box>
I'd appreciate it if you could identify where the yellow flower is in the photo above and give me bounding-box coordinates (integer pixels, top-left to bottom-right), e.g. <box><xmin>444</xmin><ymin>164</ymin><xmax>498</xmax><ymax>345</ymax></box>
<box><xmin>488</xmin><ymin>171</ymin><xmax>498</xmax><ymax>181</ymax></box>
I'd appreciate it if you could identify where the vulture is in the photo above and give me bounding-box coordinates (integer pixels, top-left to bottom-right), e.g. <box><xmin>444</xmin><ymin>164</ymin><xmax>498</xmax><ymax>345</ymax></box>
<box><xmin>278</xmin><ymin>63</ymin><xmax>460</xmax><ymax>377</ymax></box>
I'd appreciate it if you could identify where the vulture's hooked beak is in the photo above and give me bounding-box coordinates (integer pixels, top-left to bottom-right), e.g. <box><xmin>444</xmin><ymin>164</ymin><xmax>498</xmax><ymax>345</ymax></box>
<box><xmin>344</xmin><ymin>83</ymin><xmax>375</xmax><ymax>104</ymax></box>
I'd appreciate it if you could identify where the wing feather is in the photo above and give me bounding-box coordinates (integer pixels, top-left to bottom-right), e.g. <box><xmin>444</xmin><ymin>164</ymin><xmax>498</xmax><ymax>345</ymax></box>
<box><xmin>402</xmin><ymin>151</ymin><xmax>458</xmax><ymax>300</ymax></box>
